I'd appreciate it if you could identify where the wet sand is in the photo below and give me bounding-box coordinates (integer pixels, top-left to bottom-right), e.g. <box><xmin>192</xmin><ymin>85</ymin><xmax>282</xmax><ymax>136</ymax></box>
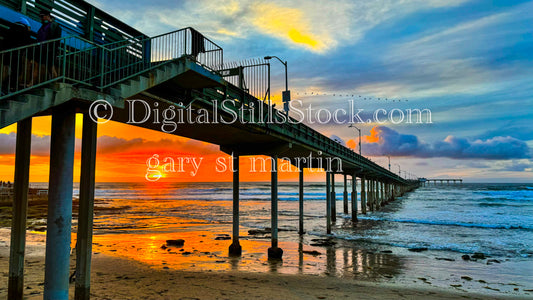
<box><xmin>0</xmin><ymin>241</ymin><xmax>516</xmax><ymax>300</ymax></box>
<box><xmin>0</xmin><ymin>229</ymin><xmax>531</xmax><ymax>300</ymax></box>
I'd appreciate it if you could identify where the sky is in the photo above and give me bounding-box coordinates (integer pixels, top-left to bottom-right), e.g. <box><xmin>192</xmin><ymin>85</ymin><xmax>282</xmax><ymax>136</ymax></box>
<box><xmin>0</xmin><ymin>0</ymin><xmax>532</xmax><ymax>182</ymax></box>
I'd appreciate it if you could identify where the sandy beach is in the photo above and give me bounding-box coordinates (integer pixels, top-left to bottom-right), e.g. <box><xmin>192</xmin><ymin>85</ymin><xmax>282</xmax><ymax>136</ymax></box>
<box><xmin>0</xmin><ymin>228</ymin><xmax>531</xmax><ymax>300</ymax></box>
<box><xmin>0</xmin><ymin>240</ymin><xmax>517</xmax><ymax>300</ymax></box>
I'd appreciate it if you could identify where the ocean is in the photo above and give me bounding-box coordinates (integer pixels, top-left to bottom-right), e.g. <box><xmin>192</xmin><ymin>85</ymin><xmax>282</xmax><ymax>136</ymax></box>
<box><xmin>26</xmin><ymin>181</ymin><xmax>533</xmax><ymax>295</ymax></box>
<box><xmin>56</xmin><ymin>182</ymin><xmax>533</xmax><ymax>259</ymax></box>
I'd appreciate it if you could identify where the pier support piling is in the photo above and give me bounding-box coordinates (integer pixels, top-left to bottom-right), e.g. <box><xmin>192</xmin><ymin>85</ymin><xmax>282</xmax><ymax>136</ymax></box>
<box><xmin>75</xmin><ymin>113</ymin><xmax>98</xmax><ymax>300</ymax></box>
<box><xmin>361</xmin><ymin>176</ymin><xmax>367</xmax><ymax>214</ymax></box>
<box><xmin>351</xmin><ymin>174</ymin><xmax>357</xmax><ymax>222</ymax></box>
<box><xmin>326</xmin><ymin>172</ymin><xmax>332</xmax><ymax>234</ymax></box>
<box><xmin>298</xmin><ymin>168</ymin><xmax>304</xmax><ymax>235</ymax></box>
<box><xmin>229</xmin><ymin>154</ymin><xmax>242</xmax><ymax>256</ymax></box>
<box><xmin>268</xmin><ymin>156</ymin><xmax>283</xmax><ymax>259</ymax></box>
<box><xmin>343</xmin><ymin>174</ymin><xmax>348</xmax><ymax>214</ymax></box>
<box><xmin>379</xmin><ymin>182</ymin><xmax>386</xmax><ymax>206</ymax></box>
<box><xmin>8</xmin><ymin>118</ymin><xmax>32</xmax><ymax>300</ymax></box>
<box><xmin>375</xmin><ymin>181</ymin><xmax>378</xmax><ymax>209</ymax></box>
<box><xmin>44</xmin><ymin>108</ymin><xmax>76</xmax><ymax>300</ymax></box>
<box><xmin>331</xmin><ymin>174</ymin><xmax>336</xmax><ymax>222</ymax></box>
<box><xmin>369</xmin><ymin>180</ymin><xmax>374</xmax><ymax>212</ymax></box>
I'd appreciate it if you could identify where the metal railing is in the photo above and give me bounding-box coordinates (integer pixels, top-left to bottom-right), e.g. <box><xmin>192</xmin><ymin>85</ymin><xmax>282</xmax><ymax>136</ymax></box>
<box><xmin>98</xmin><ymin>27</ymin><xmax>223</xmax><ymax>88</ymax></box>
<box><xmin>1</xmin><ymin>27</ymin><xmax>223</xmax><ymax>98</ymax></box>
<box><xmin>1</xmin><ymin>35</ymin><xmax>102</xmax><ymax>99</ymax></box>
<box><xmin>221</xmin><ymin>59</ymin><xmax>270</xmax><ymax>101</ymax></box>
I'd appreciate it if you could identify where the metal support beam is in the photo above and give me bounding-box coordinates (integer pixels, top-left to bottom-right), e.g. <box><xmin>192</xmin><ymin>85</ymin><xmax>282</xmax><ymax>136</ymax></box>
<box><xmin>8</xmin><ymin>118</ymin><xmax>32</xmax><ymax>300</ymax></box>
<box><xmin>343</xmin><ymin>174</ymin><xmax>348</xmax><ymax>214</ymax></box>
<box><xmin>75</xmin><ymin>113</ymin><xmax>98</xmax><ymax>300</ymax></box>
<box><xmin>331</xmin><ymin>174</ymin><xmax>336</xmax><ymax>222</ymax></box>
<box><xmin>326</xmin><ymin>172</ymin><xmax>332</xmax><ymax>234</ymax></box>
<box><xmin>268</xmin><ymin>156</ymin><xmax>283</xmax><ymax>259</ymax></box>
<box><xmin>351</xmin><ymin>174</ymin><xmax>357</xmax><ymax>222</ymax></box>
<box><xmin>44</xmin><ymin>108</ymin><xmax>76</xmax><ymax>300</ymax></box>
<box><xmin>229</xmin><ymin>155</ymin><xmax>242</xmax><ymax>256</ymax></box>
<box><xmin>298</xmin><ymin>168</ymin><xmax>304</xmax><ymax>235</ymax></box>
<box><xmin>361</xmin><ymin>176</ymin><xmax>366</xmax><ymax>214</ymax></box>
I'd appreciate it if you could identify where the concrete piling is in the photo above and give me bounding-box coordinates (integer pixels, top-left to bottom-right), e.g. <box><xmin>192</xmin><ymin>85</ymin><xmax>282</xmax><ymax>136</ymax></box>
<box><xmin>8</xmin><ymin>118</ymin><xmax>32</xmax><ymax>300</ymax></box>
<box><xmin>298</xmin><ymin>168</ymin><xmax>304</xmax><ymax>235</ymax></box>
<box><xmin>268</xmin><ymin>156</ymin><xmax>283</xmax><ymax>259</ymax></box>
<box><xmin>44</xmin><ymin>108</ymin><xmax>76</xmax><ymax>300</ymax></box>
<box><xmin>351</xmin><ymin>174</ymin><xmax>357</xmax><ymax>222</ymax></box>
<box><xmin>75</xmin><ymin>113</ymin><xmax>98</xmax><ymax>300</ymax></box>
<box><xmin>331</xmin><ymin>174</ymin><xmax>336</xmax><ymax>222</ymax></box>
<box><xmin>361</xmin><ymin>176</ymin><xmax>367</xmax><ymax>214</ymax></box>
<box><xmin>343</xmin><ymin>174</ymin><xmax>348</xmax><ymax>214</ymax></box>
<box><xmin>229</xmin><ymin>155</ymin><xmax>242</xmax><ymax>256</ymax></box>
<box><xmin>326</xmin><ymin>172</ymin><xmax>332</xmax><ymax>234</ymax></box>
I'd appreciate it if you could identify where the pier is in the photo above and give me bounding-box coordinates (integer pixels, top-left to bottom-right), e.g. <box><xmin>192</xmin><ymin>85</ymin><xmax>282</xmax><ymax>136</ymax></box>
<box><xmin>1</xmin><ymin>1</ymin><xmax>419</xmax><ymax>299</ymax></box>
<box><xmin>420</xmin><ymin>178</ymin><xmax>463</xmax><ymax>185</ymax></box>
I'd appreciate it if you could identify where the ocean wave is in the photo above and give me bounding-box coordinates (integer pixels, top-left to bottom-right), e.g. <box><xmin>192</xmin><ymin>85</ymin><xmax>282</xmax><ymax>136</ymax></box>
<box><xmin>477</xmin><ymin>202</ymin><xmax>529</xmax><ymax>208</ymax></box>
<box><xmin>357</xmin><ymin>216</ymin><xmax>533</xmax><ymax>231</ymax></box>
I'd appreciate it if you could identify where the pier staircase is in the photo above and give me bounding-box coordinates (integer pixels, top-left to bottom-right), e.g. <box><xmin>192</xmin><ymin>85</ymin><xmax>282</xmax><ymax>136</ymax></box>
<box><xmin>0</xmin><ymin>27</ymin><xmax>223</xmax><ymax>129</ymax></box>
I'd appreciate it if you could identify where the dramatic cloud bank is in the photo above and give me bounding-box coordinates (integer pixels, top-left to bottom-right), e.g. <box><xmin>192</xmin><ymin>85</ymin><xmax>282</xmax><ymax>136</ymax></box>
<box><xmin>360</xmin><ymin>126</ymin><xmax>531</xmax><ymax>160</ymax></box>
<box><xmin>0</xmin><ymin>134</ymin><xmax>219</xmax><ymax>156</ymax></box>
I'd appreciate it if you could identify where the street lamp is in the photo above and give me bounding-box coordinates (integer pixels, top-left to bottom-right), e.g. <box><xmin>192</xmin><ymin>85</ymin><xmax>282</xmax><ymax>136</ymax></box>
<box><xmin>264</xmin><ymin>56</ymin><xmax>290</xmax><ymax>113</ymax></box>
<box><xmin>348</xmin><ymin>124</ymin><xmax>362</xmax><ymax>156</ymax></box>
<box><xmin>395</xmin><ymin>163</ymin><xmax>401</xmax><ymax>177</ymax></box>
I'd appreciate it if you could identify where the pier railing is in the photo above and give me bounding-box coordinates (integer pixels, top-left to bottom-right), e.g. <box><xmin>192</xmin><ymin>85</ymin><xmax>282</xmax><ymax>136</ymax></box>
<box><xmin>99</xmin><ymin>27</ymin><xmax>223</xmax><ymax>89</ymax></box>
<box><xmin>1</xmin><ymin>35</ymin><xmax>103</xmax><ymax>100</ymax></box>
<box><xmin>1</xmin><ymin>27</ymin><xmax>223</xmax><ymax>99</ymax></box>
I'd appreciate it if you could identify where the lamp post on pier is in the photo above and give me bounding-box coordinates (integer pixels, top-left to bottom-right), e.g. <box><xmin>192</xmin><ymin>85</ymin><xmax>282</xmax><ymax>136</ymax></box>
<box><xmin>348</xmin><ymin>124</ymin><xmax>362</xmax><ymax>156</ymax></box>
<box><xmin>264</xmin><ymin>56</ymin><xmax>290</xmax><ymax>113</ymax></box>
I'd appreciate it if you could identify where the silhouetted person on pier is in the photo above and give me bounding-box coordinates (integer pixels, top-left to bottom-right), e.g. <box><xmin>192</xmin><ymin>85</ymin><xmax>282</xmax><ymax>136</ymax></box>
<box><xmin>36</xmin><ymin>9</ymin><xmax>62</xmax><ymax>80</ymax></box>
<box><xmin>1</xmin><ymin>17</ymin><xmax>33</xmax><ymax>94</ymax></box>
<box><xmin>190</xmin><ymin>28</ymin><xmax>205</xmax><ymax>61</ymax></box>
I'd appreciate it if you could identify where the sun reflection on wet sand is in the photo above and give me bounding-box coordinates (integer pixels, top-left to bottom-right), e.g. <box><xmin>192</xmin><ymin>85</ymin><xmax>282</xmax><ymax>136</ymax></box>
<box><xmin>83</xmin><ymin>227</ymin><xmax>405</xmax><ymax>281</ymax></box>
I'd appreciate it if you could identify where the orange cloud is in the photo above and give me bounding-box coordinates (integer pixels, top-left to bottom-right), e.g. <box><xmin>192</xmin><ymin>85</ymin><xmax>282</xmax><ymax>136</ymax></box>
<box><xmin>251</xmin><ymin>3</ymin><xmax>326</xmax><ymax>52</ymax></box>
<box><xmin>362</xmin><ymin>126</ymin><xmax>380</xmax><ymax>143</ymax></box>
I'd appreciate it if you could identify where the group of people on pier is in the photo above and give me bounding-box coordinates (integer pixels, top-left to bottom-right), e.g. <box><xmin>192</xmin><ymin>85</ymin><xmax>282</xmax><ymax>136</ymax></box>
<box><xmin>1</xmin><ymin>9</ymin><xmax>62</xmax><ymax>95</ymax></box>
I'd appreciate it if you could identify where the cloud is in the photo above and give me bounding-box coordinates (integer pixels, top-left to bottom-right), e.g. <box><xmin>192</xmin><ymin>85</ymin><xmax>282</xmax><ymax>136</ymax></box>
<box><xmin>96</xmin><ymin>135</ymin><xmax>219</xmax><ymax>155</ymax></box>
<box><xmin>499</xmin><ymin>161</ymin><xmax>533</xmax><ymax>172</ymax></box>
<box><xmin>0</xmin><ymin>133</ymin><xmax>52</xmax><ymax>156</ymax></box>
<box><xmin>476</xmin><ymin>124</ymin><xmax>533</xmax><ymax>142</ymax></box>
<box><xmin>362</xmin><ymin>126</ymin><xmax>531</xmax><ymax>160</ymax></box>
<box><xmin>86</xmin><ymin>0</ymin><xmax>469</xmax><ymax>53</ymax></box>
<box><xmin>0</xmin><ymin>133</ymin><xmax>219</xmax><ymax>157</ymax></box>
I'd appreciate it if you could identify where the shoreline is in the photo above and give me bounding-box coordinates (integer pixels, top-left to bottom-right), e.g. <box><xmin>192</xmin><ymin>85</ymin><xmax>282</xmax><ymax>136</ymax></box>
<box><xmin>1</xmin><ymin>228</ymin><xmax>532</xmax><ymax>299</ymax></box>
<box><xmin>0</xmin><ymin>238</ymin><xmax>526</xmax><ymax>300</ymax></box>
